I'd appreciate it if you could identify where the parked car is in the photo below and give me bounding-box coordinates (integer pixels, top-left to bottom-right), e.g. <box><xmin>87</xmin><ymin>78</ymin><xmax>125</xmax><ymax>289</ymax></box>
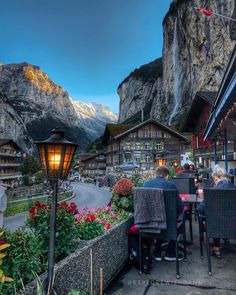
<box><xmin>118</xmin><ymin>162</ymin><xmax>140</xmax><ymax>170</ymax></box>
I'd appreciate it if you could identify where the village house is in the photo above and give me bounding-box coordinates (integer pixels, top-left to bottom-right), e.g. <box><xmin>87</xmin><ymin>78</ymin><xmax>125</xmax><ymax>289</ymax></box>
<box><xmin>77</xmin><ymin>152</ymin><xmax>106</xmax><ymax>177</ymax></box>
<box><xmin>102</xmin><ymin>118</ymin><xmax>189</xmax><ymax>173</ymax></box>
<box><xmin>182</xmin><ymin>91</ymin><xmax>218</xmax><ymax>167</ymax></box>
<box><xmin>0</xmin><ymin>139</ymin><xmax>22</xmax><ymax>188</ymax></box>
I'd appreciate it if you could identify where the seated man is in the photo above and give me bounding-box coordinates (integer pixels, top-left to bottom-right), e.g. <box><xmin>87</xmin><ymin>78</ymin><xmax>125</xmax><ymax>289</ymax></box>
<box><xmin>144</xmin><ymin>166</ymin><xmax>184</xmax><ymax>261</ymax></box>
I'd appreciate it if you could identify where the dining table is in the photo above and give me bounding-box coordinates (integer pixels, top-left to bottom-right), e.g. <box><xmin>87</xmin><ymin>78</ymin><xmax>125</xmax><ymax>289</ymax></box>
<box><xmin>179</xmin><ymin>193</ymin><xmax>202</xmax><ymax>205</ymax></box>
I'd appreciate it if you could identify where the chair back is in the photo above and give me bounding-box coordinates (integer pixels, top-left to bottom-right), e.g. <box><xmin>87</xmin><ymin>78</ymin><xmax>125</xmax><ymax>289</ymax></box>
<box><xmin>204</xmin><ymin>188</ymin><xmax>236</xmax><ymax>239</ymax></box>
<box><xmin>133</xmin><ymin>188</ymin><xmax>178</xmax><ymax>240</ymax></box>
<box><xmin>172</xmin><ymin>177</ymin><xmax>195</xmax><ymax>194</ymax></box>
<box><xmin>160</xmin><ymin>189</ymin><xmax>178</xmax><ymax>240</ymax></box>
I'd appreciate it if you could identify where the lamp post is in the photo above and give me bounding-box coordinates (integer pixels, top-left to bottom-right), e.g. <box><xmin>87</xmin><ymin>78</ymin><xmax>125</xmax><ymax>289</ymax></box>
<box><xmin>35</xmin><ymin>128</ymin><xmax>78</xmax><ymax>294</ymax></box>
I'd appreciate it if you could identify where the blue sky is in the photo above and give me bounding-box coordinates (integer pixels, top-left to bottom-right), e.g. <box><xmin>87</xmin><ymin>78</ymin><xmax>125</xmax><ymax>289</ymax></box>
<box><xmin>1</xmin><ymin>0</ymin><xmax>172</xmax><ymax>113</ymax></box>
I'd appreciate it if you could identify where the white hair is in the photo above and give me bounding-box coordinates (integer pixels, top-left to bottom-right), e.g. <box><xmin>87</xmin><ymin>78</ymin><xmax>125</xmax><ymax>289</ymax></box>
<box><xmin>212</xmin><ymin>165</ymin><xmax>229</xmax><ymax>182</ymax></box>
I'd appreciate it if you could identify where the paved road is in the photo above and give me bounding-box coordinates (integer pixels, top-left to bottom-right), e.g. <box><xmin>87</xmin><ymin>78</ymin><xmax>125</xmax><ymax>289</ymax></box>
<box><xmin>4</xmin><ymin>182</ymin><xmax>112</xmax><ymax>231</ymax></box>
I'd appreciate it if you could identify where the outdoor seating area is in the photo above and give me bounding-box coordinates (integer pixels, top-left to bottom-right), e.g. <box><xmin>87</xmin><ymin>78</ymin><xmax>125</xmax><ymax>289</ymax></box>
<box><xmin>107</xmin><ymin>221</ymin><xmax>236</xmax><ymax>295</ymax></box>
<box><xmin>105</xmin><ymin>171</ymin><xmax>236</xmax><ymax>294</ymax></box>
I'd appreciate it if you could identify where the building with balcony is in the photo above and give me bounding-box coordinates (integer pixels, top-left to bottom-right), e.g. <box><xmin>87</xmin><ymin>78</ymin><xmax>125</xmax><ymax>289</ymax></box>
<box><xmin>0</xmin><ymin>139</ymin><xmax>22</xmax><ymax>187</ymax></box>
<box><xmin>78</xmin><ymin>153</ymin><xmax>106</xmax><ymax>177</ymax></box>
<box><xmin>102</xmin><ymin>119</ymin><xmax>189</xmax><ymax>172</ymax></box>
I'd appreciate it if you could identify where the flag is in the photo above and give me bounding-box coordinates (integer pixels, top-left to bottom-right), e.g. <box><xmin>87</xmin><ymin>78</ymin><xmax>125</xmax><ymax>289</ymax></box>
<box><xmin>195</xmin><ymin>7</ymin><xmax>213</xmax><ymax>17</ymax></box>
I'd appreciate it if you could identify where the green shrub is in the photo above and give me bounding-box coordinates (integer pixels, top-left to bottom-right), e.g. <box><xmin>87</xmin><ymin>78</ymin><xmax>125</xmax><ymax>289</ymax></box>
<box><xmin>1</xmin><ymin>230</ymin><xmax>42</xmax><ymax>294</ymax></box>
<box><xmin>27</xmin><ymin>201</ymin><xmax>79</xmax><ymax>261</ymax></box>
<box><xmin>77</xmin><ymin>219</ymin><xmax>104</xmax><ymax>240</ymax></box>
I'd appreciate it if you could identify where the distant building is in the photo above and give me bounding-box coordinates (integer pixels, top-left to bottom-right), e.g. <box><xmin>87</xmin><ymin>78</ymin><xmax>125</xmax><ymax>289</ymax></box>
<box><xmin>0</xmin><ymin>139</ymin><xmax>22</xmax><ymax>188</ymax></box>
<box><xmin>182</xmin><ymin>92</ymin><xmax>219</xmax><ymax>167</ymax></box>
<box><xmin>102</xmin><ymin>118</ymin><xmax>189</xmax><ymax>172</ymax></box>
<box><xmin>78</xmin><ymin>153</ymin><xmax>106</xmax><ymax>177</ymax></box>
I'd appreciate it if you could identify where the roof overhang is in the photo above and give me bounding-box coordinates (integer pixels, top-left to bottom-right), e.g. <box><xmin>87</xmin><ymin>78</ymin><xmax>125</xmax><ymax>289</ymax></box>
<box><xmin>204</xmin><ymin>45</ymin><xmax>236</xmax><ymax>140</ymax></box>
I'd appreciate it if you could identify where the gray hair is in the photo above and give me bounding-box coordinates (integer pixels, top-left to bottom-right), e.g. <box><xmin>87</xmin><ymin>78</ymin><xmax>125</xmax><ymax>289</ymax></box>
<box><xmin>212</xmin><ymin>165</ymin><xmax>229</xmax><ymax>182</ymax></box>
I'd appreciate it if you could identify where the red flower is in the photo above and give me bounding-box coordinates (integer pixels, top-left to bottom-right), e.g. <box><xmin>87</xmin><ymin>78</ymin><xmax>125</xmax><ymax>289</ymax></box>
<box><xmin>35</xmin><ymin>201</ymin><xmax>41</xmax><ymax>208</ymax></box>
<box><xmin>29</xmin><ymin>207</ymin><xmax>36</xmax><ymax>218</ymax></box>
<box><xmin>113</xmin><ymin>178</ymin><xmax>134</xmax><ymax>196</ymax></box>
<box><xmin>85</xmin><ymin>214</ymin><xmax>96</xmax><ymax>222</ymax></box>
<box><xmin>90</xmin><ymin>215</ymin><xmax>96</xmax><ymax>221</ymax></box>
<box><xmin>105</xmin><ymin>223</ymin><xmax>111</xmax><ymax>231</ymax></box>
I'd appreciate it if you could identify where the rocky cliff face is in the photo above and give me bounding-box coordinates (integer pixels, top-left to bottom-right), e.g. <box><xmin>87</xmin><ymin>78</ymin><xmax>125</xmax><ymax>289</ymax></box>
<box><xmin>118</xmin><ymin>58</ymin><xmax>163</xmax><ymax>123</ymax></box>
<box><xmin>118</xmin><ymin>0</ymin><xmax>236</xmax><ymax>128</ymax></box>
<box><xmin>0</xmin><ymin>88</ymin><xmax>33</xmax><ymax>151</ymax></box>
<box><xmin>0</xmin><ymin>63</ymin><xmax>117</xmax><ymax>151</ymax></box>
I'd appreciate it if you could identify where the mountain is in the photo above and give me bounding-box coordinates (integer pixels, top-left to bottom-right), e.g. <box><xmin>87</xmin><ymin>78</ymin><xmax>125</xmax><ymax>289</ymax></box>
<box><xmin>118</xmin><ymin>0</ymin><xmax>236</xmax><ymax>128</ymax></box>
<box><xmin>0</xmin><ymin>88</ymin><xmax>33</xmax><ymax>151</ymax></box>
<box><xmin>72</xmin><ymin>100</ymin><xmax>118</xmax><ymax>140</ymax></box>
<box><xmin>0</xmin><ymin>63</ymin><xmax>117</xmax><ymax>151</ymax></box>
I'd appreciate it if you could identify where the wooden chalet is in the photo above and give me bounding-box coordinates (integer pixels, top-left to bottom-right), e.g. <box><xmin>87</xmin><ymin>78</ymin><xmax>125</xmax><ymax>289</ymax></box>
<box><xmin>78</xmin><ymin>153</ymin><xmax>106</xmax><ymax>177</ymax></box>
<box><xmin>102</xmin><ymin>119</ymin><xmax>189</xmax><ymax>172</ymax></box>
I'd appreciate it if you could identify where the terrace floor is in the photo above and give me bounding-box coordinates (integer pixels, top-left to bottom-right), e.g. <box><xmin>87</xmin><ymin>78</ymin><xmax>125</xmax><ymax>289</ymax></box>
<box><xmin>106</xmin><ymin>222</ymin><xmax>236</xmax><ymax>295</ymax></box>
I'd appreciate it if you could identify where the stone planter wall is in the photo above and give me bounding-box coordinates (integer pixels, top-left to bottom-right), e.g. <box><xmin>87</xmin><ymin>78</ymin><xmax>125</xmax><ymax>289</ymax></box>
<box><xmin>23</xmin><ymin>216</ymin><xmax>133</xmax><ymax>295</ymax></box>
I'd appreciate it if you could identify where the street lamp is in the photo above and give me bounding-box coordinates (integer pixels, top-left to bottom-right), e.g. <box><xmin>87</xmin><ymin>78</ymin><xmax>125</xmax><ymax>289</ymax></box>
<box><xmin>35</xmin><ymin>128</ymin><xmax>78</xmax><ymax>294</ymax></box>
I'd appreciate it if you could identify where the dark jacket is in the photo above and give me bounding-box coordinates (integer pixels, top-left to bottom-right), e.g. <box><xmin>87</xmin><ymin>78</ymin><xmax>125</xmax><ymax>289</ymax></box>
<box><xmin>143</xmin><ymin>176</ymin><xmax>184</xmax><ymax>215</ymax></box>
<box><xmin>198</xmin><ymin>180</ymin><xmax>235</xmax><ymax>215</ymax></box>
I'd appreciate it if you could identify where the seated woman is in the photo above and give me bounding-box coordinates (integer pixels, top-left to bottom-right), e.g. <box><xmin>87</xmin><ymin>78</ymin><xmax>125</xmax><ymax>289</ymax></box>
<box><xmin>198</xmin><ymin>165</ymin><xmax>235</xmax><ymax>258</ymax></box>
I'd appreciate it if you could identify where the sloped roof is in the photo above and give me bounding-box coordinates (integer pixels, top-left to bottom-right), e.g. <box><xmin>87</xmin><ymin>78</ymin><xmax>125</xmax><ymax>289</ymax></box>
<box><xmin>204</xmin><ymin>43</ymin><xmax>236</xmax><ymax>140</ymax></box>
<box><xmin>102</xmin><ymin>123</ymin><xmax>134</xmax><ymax>145</ymax></box>
<box><xmin>81</xmin><ymin>152</ymin><xmax>106</xmax><ymax>163</ymax></box>
<box><xmin>114</xmin><ymin>118</ymin><xmax>188</xmax><ymax>142</ymax></box>
<box><xmin>0</xmin><ymin>139</ymin><xmax>21</xmax><ymax>151</ymax></box>
<box><xmin>182</xmin><ymin>92</ymin><xmax>217</xmax><ymax>132</ymax></box>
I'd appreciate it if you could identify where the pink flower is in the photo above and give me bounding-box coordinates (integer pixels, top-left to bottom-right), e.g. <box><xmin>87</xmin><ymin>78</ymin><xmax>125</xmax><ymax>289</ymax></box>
<box><xmin>105</xmin><ymin>206</ymin><xmax>111</xmax><ymax>212</ymax></box>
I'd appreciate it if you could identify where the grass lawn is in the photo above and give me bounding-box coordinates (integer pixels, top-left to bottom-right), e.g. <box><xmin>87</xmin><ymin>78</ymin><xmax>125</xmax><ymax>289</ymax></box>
<box><xmin>4</xmin><ymin>193</ymin><xmax>72</xmax><ymax>217</ymax></box>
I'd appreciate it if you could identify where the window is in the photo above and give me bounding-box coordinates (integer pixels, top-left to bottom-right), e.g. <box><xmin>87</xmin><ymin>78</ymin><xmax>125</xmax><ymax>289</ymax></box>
<box><xmin>145</xmin><ymin>142</ymin><xmax>150</xmax><ymax>150</ymax></box>
<box><xmin>163</xmin><ymin>132</ymin><xmax>171</xmax><ymax>139</ymax></box>
<box><xmin>138</xmin><ymin>131</ymin><xmax>143</xmax><ymax>138</ymax></box>
<box><xmin>156</xmin><ymin>142</ymin><xmax>162</xmax><ymax>150</ymax></box>
<box><xmin>144</xmin><ymin>130</ymin><xmax>149</xmax><ymax>138</ymax></box>
<box><xmin>156</xmin><ymin>131</ymin><xmax>162</xmax><ymax>138</ymax></box>
<box><xmin>145</xmin><ymin>155</ymin><xmax>150</xmax><ymax>163</ymax></box>
<box><xmin>150</xmin><ymin>131</ymin><xmax>156</xmax><ymax>138</ymax></box>
<box><xmin>135</xmin><ymin>142</ymin><xmax>140</xmax><ymax>150</ymax></box>
<box><xmin>124</xmin><ymin>142</ymin><xmax>131</xmax><ymax>150</ymax></box>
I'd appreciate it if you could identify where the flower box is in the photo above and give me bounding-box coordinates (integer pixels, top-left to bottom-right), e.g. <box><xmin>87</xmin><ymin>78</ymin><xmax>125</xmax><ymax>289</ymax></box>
<box><xmin>23</xmin><ymin>216</ymin><xmax>133</xmax><ymax>295</ymax></box>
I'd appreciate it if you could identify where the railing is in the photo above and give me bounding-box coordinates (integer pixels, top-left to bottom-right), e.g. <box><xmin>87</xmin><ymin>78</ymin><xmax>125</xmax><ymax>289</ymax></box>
<box><xmin>0</xmin><ymin>172</ymin><xmax>22</xmax><ymax>179</ymax></box>
<box><xmin>0</xmin><ymin>163</ymin><xmax>21</xmax><ymax>167</ymax></box>
<box><xmin>0</xmin><ymin>152</ymin><xmax>21</xmax><ymax>157</ymax></box>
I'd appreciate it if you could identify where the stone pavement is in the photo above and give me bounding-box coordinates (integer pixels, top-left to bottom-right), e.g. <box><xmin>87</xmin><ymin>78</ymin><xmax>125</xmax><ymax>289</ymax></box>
<box><xmin>106</xmin><ymin>222</ymin><xmax>236</xmax><ymax>295</ymax></box>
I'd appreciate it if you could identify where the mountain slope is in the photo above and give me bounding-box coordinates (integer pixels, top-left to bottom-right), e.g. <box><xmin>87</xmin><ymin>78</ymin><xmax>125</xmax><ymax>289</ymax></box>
<box><xmin>0</xmin><ymin>63</ymin><xmax>117</xmax><ymax>150</ymax></box>
<box><xmin>118</xmin><ymin>0</ymin><xmax>236</xmax><ymax>128</ymax></box>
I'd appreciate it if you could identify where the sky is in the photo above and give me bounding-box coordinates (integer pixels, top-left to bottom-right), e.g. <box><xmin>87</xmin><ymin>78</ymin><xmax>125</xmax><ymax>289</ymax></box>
<box><xmin>1</xmin><ymin>0</ymin><xmax>172</xmax><ymax>113</ymax></box>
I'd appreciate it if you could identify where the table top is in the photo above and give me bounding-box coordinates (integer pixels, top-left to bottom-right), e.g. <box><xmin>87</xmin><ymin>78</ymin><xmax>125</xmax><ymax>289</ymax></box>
<box><xmin>179</xmin><ymin>193</ymin><xmax>202</xmax><ymax>204</ymax></box>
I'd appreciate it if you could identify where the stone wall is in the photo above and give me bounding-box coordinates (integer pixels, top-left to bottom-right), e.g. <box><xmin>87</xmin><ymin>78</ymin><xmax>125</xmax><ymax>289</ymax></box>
<box><xmin>23</xmin><ymin>216</ymin><xmax>134</xmax><ymax>295</ymax></box>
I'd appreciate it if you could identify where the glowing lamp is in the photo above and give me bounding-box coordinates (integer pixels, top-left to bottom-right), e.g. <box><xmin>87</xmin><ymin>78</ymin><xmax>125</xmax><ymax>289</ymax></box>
<box><xmin>35</xmin><ymin>129</ymin><xmax>78</xmax><ymax>181</ymax></box>
<box><xmin>34</xmin><ymin>128</ymin><xmax>78</xmax><ymax>294</ymax></box>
